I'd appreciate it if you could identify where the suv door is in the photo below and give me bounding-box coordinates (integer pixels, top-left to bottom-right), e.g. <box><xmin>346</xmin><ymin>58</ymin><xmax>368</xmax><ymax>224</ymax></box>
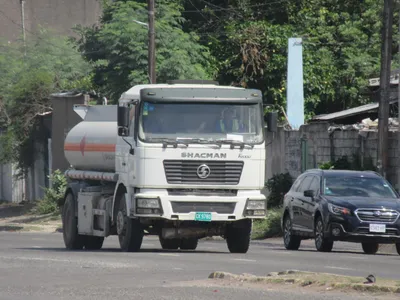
<box><xmin>295</xmin><ymin>175</ymin><xmax>314</xmax><ymax>231</ymax></box>
<box><xmin>302</xmin><ymin>175</ymin><xmax>321</xmax><ymax>231</ymax></box>
<box><xmin>286</xmin><ymin>175</ymin><xmax>305</xmax><ymax>230</ymax></box>
<box><xmin>293</xmin><ymin>175</ymin><xmax>313</xmax><ymax>231</ymax></box>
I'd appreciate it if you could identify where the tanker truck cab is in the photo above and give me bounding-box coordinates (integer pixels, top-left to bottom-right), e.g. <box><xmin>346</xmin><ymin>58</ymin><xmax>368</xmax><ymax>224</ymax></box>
<box><xmin>61</xmin><ymin>80</ymin><xmax>277</xmax><ymax>253</ymax></box>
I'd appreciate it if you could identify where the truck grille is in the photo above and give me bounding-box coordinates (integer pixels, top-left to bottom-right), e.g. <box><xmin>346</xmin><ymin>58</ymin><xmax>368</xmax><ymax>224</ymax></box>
<box><xmin>355</xmin><ymin>209</ymin><xmax>399</xmax><ymax>224</ymax></box>
<box><xmin>171</xmin><ymin>202</ymin><xmax>236</xmax><ymax>214</ymax></box>
<box><xmin>163</xmin><ymin>160</ymin><xmax>244</xmax><ymax>185</ymax></box>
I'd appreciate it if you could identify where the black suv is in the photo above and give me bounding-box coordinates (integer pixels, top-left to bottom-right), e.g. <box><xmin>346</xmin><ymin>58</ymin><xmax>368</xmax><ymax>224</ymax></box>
<box><xmin>281</xmin><ymin>169</ymin><xmax>400</xmax><ymax>254</ymax></box>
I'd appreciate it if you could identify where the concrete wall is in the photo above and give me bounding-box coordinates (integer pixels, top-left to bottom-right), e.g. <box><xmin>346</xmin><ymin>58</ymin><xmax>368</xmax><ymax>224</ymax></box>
<box><xmin>0</xmin><ymin>0</ymin><xmax>103</xmax><ymax>42</ymax></box>
<box><xmin>265</xmin><ymin>122</ymin><xmax>400</xmax><ymax>189</ymax></box>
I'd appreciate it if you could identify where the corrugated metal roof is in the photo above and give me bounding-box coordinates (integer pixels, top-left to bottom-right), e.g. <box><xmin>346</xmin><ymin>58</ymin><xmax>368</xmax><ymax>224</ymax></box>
<box><xmin>312</xmin><ymin>100</ymin><xmax>397</xmax><ymax>121</ymax></box>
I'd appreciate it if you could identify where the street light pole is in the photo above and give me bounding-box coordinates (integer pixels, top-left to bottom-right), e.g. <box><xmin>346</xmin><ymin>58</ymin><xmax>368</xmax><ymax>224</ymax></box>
<box><xmin>148</xmin><ymin>0</ymin><xmax>156</xmax><ymax>84</ymax></box>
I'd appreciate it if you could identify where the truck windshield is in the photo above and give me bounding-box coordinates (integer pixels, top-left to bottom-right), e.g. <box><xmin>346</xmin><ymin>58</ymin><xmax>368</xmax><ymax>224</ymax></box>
<box><xmin>138</xmin><ymin>101</ymin><xmax>264</xmax><ymax>144</ymax></box>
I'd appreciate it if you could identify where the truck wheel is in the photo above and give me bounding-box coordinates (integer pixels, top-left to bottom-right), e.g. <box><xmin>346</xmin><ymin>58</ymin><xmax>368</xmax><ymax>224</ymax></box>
<box><xmin>283</xmin><ymin>215</ymin><xmax>301</xmax><ymax>250</ymax></box>
<box><xmin>180</xmin><ymin>238</ymin><xmax>198</xmax><ymax>250</ymax></box>
<box><xmin>396</xmin><ymin>243</ymin><xmax>400</xmax><ymax>255</ymax></box>
<box><xmin>314</xmin><ymin>216</ymin><xmax>333</xmax><ymax>252</ymax></box>
<box><xmin>159</xmin><ymin>236</ymin><xmax>180</xmax><ymax>250</ymax></box>
<box><xmin>226</xmin><ymin>219</ymin><xmax>252</xmax><ymax>254</ymax></box>
<box><xmin>116</xmin><ymin>194</ymin><xmax>144</xmax><ymax>252</ymax></box>
<box><xmin>62</xmin><ymin>192</ymin><xmax>84</xmax><ymax>250</ymax></box>
<box><xmin>362</xmin><ymin>242</ymin><xmax>379</xmax><ymax>255</ymax></box>
<box><xmin>84</xmin><ymin>236</ymin><xmax>104</xmax><ymax>250</ymax></box>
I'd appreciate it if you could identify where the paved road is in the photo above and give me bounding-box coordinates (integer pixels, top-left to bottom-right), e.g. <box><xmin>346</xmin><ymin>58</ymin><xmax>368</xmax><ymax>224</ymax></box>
<box><xmin>0</xmin><ymin>232</ymin><xmax>399</xmax><ymax>299</ymax></box>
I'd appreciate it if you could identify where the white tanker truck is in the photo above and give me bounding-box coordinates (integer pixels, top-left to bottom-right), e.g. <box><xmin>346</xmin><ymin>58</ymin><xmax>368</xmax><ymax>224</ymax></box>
<box><xmin>61</xmin><ymin>80</ymin><xmax>277</xmax><ymax>253</ymax></box>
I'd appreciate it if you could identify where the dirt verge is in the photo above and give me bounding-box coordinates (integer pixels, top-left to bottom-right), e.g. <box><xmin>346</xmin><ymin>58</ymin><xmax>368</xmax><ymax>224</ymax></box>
<box><xmin>208</xmin><ymin>270</ymin><xmax>400</xmax><ymax>295</ymax></box>
<box><xmin>0</xmin><ymin>202</ymin><xmax>62</xmax><ymax>233</ymax></box>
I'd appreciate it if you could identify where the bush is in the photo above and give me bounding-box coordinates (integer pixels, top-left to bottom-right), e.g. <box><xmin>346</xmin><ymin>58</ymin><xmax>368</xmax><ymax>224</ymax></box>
<box><xmin>35</xmin><ymin>170</ymin><xmax>67</xmax><ymax>215</ymax></box>
<box><xmin>265</xmin><ymin>172</ymin><xmax>293</xmax><ymax>208</ymax></box>
<box><xmin>252</xmin><ymin>207</ymin><xmax>283</xmax><ymax>239</ymax></box>
<box><xmin>318</xmin><ymin>154</ymin><xmax>377</xmax><ymax>172</ymax></box>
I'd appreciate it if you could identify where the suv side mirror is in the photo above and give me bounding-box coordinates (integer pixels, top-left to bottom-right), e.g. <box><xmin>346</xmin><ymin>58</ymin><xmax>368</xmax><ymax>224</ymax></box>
<box><xmin>264</xmin><ymin>111</ymin><xmax>277</xmax><ymax>132</ymax></box>
<box><xmin>304</xmin><ymin>190</ymin><xmax>315</xmax><ymax>198</ymax></box>
<box><xmin>118</xmin><ymin>106</ymin><xmax>130</xmax><ymax>136</ymax></box>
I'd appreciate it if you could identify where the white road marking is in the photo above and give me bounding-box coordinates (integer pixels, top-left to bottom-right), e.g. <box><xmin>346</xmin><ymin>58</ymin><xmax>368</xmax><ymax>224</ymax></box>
<box><xmin>346</xmin><ymin>256</ymin><xmax>366</xmax><ymax>260</ymax></box>
<box><xmin>173</xmin><ymin>267</ymin><xmax>183</xmax><ymax>270</ymax></box>
<box><xmin>141</xmin><ymin>243</ymin><xmax>155</xmax><ymax>247</ymax></box>
<box><xmin>325</xmin><ymin>266</ymin><xmax>352</xmax><ymax>270</ymax></box>
<box><xmin>32</xmin><ymin>246</ymin><xmax>42</xmax><ymax>248</ymax></box>
<box><xmin>233</xmin><ymin>258</ymin><xmax>256</xmax><ymax>262</ymax></box>
<box><xmin>158</xmin><ymin>253</ymin><xmax>180</xmax><ymax>257</ymax></box>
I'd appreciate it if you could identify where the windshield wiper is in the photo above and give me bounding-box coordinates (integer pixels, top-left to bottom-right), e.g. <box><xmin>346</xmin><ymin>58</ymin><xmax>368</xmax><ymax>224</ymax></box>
<box><xmin>176</xmin><ymin>138</ymin><xmax>222</xmax><ymax>148</ymax></box>
<box><xmin>147</xmin><ymin>138</ymin><xmax>188</xmax><ymax>148</ymax></box>
<box><xmin>216</xmin><ymin>139</ymin><xmax>255</xmax><ymax>149</ymax></box>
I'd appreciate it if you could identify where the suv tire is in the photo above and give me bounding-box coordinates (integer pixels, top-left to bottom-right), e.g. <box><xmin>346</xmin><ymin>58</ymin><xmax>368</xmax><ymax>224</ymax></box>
<box><xmin>314</xmin><ymin>216</ymin><xmax>333</xmax><ymax>252</ymax></box>
<box><xmin>283</xmin><ymin>215</ymin><xmax>301</xmax><ymax>250</ymax></box>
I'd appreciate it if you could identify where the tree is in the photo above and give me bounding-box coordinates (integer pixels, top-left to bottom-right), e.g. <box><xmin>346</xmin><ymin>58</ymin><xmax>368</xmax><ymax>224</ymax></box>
<box><xmin>0</xmin><ymin>28</ymin><xmax>94</xmax><ymax>177</ymax></box>
<box><xmin>181</xmin><ymin>0</ymin><xmax>387</xmax><ymax>119</ymax></box>
<box><xmin>73</xmin><ymin>0</ymin><xmax>215</xmax><ymax>102</ymax></box>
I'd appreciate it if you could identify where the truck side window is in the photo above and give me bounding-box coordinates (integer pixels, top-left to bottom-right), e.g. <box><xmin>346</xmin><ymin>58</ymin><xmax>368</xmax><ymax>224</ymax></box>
<box><xmin>129</xmin><ymin>105</ymin><xmax>136</xmax><ymax>134</ymax></box>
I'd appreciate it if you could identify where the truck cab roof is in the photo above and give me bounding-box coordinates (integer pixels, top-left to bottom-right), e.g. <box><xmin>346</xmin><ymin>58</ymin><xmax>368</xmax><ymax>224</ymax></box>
<box><xmin>119</xmin><ymin>82</ymin><xmax>261</xmax><ymax>104</ymax></box>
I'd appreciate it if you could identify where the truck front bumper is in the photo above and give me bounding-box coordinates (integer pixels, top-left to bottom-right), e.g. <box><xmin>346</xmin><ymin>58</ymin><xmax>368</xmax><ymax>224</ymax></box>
<box><xmin>129</xmin><ymin>189</ymin><xmax>267</xmax><ymax>221</ymax></box>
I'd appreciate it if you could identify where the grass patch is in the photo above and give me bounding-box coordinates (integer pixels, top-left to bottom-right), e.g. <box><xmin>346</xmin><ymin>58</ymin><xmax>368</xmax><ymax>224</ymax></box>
<box><xmin>252</xmin><ymin>207</ymin><xmax>282</xmax><ymax>240</ymax></box>
<box><xmin>209</xmin><ymin>270</ymin><xmax>400</xmax><ymax>294</ymax></box>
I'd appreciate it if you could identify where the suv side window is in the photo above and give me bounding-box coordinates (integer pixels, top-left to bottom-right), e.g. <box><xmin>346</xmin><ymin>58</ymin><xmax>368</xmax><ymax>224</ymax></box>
<box><xmin>291</xmin><ymin>175</ymin><xmax>305</xmax><ymax>192</ymax></box>
<box><xmin>308</xmin><ymin>176</ymin><xmax>320</xmax><ymax>195</ymax></box>
<box><xmin>298</xmin><ymin>175</ymin><xmax>313</xmax><ymax>193</ymax></box>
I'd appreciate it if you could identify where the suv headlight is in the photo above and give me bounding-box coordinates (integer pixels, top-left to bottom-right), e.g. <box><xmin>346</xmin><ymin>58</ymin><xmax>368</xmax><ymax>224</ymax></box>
<box><xmin>328</xmin><ymin>203</ymin><xmax>350</xmax><ymax>215</ymax></box>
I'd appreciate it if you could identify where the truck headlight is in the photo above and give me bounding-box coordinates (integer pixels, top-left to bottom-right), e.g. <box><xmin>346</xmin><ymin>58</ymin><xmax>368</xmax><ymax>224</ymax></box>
<box><xmin>136</xmin><ymin>198</ymin><xmax>161</xmax><ymax>209</ymax></box>
<box><xmin>246</xmin><ymin>200</ymin><xmax>266</xmax><ymax>210</ymax></box>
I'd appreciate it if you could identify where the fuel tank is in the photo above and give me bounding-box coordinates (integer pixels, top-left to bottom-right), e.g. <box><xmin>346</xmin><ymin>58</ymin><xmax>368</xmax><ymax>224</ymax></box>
<box><xmin>64</xmin><ymin>105</ymin><xmax>117</xmax><ymax>172</ymax></box>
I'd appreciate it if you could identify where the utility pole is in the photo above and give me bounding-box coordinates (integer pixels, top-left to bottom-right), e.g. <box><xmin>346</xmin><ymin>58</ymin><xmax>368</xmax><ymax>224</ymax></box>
<box><xmin>148</xmin><ymin>0</ymin><xmax>156</xmax><ymax>84</ymax></box>
<box><xmin>377</xmin><ymin>0</ymin><xmax>394</xmax><ymax>178</ymax></box>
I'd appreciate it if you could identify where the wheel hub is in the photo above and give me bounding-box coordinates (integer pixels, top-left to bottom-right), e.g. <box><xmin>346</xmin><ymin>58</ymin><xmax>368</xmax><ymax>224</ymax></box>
<box><xmin>116</xmin><ymin>211</ymin><xmax>125</xmax><ymax>235</ymax></box>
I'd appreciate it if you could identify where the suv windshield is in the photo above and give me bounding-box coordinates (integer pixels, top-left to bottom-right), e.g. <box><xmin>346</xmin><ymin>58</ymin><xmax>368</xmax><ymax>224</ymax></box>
<box><xmin>138</xmin><ymin>101</ymin><xmax>264</xmax><ymax>144</ymax></box>
<box><xmin>322</xmin><ymin>176</ymin><xmax>398</xmax><ymax>198</ymax></box>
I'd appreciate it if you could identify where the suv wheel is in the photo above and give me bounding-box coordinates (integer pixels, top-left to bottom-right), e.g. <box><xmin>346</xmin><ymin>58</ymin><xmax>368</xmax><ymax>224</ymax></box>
<box><xmin>362</xmin><ymin>242</ymin><xmax>379</xmax><ymax>255</ymax></box>
<box><xmin>283</xmin><ymin>216</ymin><xmax>301</xmax><ymax>250</ymax></box>
<box><xmin>314</xmin><ymin>216</ymin><xmax>333</xmax><ymax>252</ymax></box>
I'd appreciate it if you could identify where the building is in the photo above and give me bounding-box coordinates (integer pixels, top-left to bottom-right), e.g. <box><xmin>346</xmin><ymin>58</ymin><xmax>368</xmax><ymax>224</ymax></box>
<box><xmin>0</xmin><ymin>0</ymin><xmax>103</xmax><ymax>42</ymax></box>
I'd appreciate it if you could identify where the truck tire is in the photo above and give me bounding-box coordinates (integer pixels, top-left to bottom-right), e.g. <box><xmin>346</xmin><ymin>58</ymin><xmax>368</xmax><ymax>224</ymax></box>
<box><xmin>159</xmin><ymin>236</ymin><xmax>180</xmax><ymax>250</ymax></box>
<box><xmin>362</xmin><ymin>242</ymin><xmax>379</xmax><ymax>255</ymax></box>
<box><xmin>62</xmin><ymin>192</ymin><xmax>85</xmax><ymax>250</ymax></box>
<box><xmin>180</xmin><ymin>238</ymin><xmax>198</xmax><ymax>250</ymax></box>
<box><xmin>116</xmin><ymin>194</ymin><xmax>144</xmax><ymax>252</ymax></box>
<box><xmin>84</xmin><ymin>236</ymin><xmax>104</xmax><ymax>250</ymax></box>
<box><xmin>226</xmin><ymin>219</ymin><xmax>252</xmax><ymax>254</ymax></box>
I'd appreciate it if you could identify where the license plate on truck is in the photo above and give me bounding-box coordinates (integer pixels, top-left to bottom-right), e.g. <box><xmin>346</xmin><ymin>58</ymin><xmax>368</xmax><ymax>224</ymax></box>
<box><xmin>369</xmin><ymin>224</ymin><xmax>386</xmax><ymax>233</ymax></box>
<box><xmin>195</xmin><ymin>212</ymin><xmax>212</xmax><ymax>222</ymax></box>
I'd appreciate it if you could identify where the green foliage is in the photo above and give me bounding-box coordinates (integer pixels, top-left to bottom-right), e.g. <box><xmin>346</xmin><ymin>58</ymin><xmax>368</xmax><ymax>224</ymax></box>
<box><xmin>181</xmin><ymin>0</ymin><xmax>387</xmax><ymax>117</ymax></box>
<box><xmin>0</xmin><ymin>29</ymin><xmax>94</xmax><ymax>177</ymax></box>
<box><xmin>265</xmin><ymin>172</ymin><xmax>293</xmax><ymax>208</ymax></box>
<box><xmin>73</xmin><ymin>0</ymin><xmax>215</xmax><ymax>102</ymax></box>
<box><xmin>318</xmin><ymin>154</ymin><xmax>377</xmax><ymax>172</ymax></box>
<box><xmin>252</xmin><ymin>207</ymin><xmax>283</xmax><ymax>240</ymax></box>
<box><xmin>35</xmin><ymin>170</ymin><xmax>67</xmax><ymax>215</ymax></box>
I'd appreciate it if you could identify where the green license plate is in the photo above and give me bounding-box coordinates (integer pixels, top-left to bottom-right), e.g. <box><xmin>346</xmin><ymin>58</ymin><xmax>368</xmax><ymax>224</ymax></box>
<box><xmin>194</xmin><ymin>212</ymin><xmax>212</xmax><ymax>222</ymax></box>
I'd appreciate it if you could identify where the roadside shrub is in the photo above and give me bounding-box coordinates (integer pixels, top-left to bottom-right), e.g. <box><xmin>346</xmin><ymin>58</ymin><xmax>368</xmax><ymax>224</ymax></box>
<box><xmin>252</xmin><ymin>207</ymin><xmax>283</xmax><ymax>239</ymax></box>
<box><xmin>318</xmin><ymin>154</ymin><xmax>377</xmax><ymax>172</ymax></box>
<box><xmin>35</xmin><ymin>170</ymin><xmax>67</xmax><ymax>215</ymax></box>
<box><xmin>265</xmin><ymin>172</ymin><xmax>293</xmax><ymax>208</ymax></box>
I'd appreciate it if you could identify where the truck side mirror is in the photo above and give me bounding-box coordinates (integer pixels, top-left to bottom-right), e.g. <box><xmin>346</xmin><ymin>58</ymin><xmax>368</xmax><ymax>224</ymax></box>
<box><xmin>118</xmin><ymin>106</ymin><xmax>130</xmax><ymax>136</ymax></box>
<box><xmin>264</xmin><ymin>111</ymin><xmax>278</xmax><ymax>132</ymax></box>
